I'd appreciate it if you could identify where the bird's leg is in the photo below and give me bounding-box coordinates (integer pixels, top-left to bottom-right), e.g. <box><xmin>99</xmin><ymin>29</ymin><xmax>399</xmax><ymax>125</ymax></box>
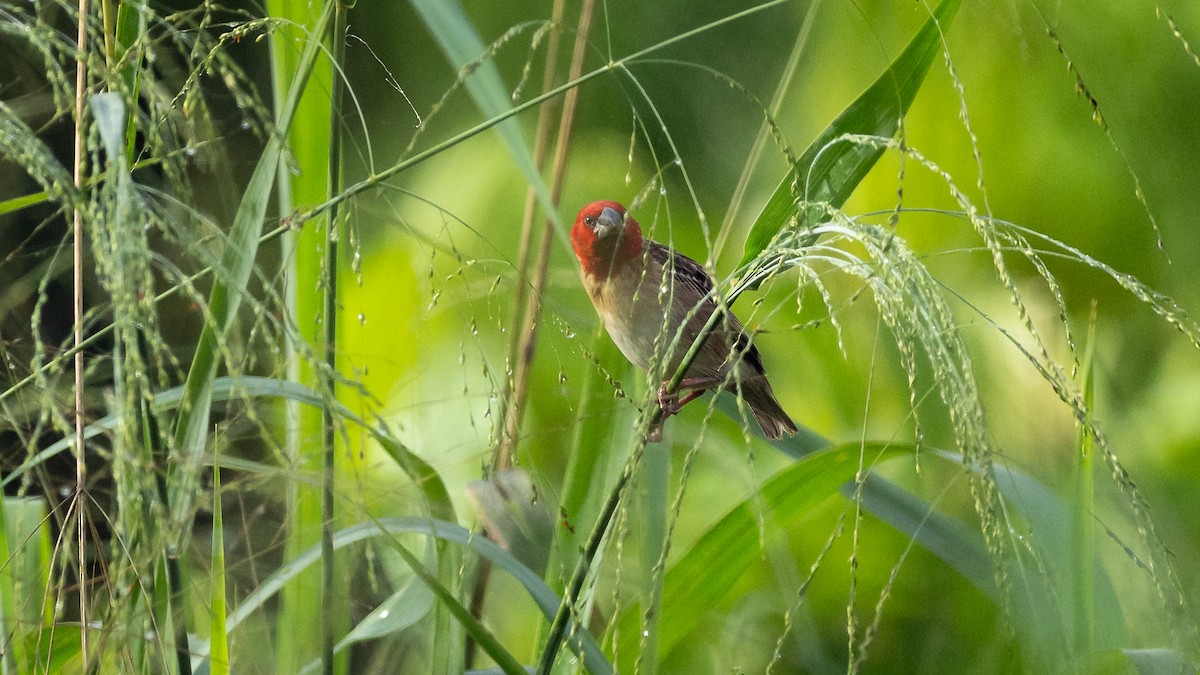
<box><xmin>657</xmin><ymin>377</ymin><xmax>719</xmax><ymax>417</ymax></box>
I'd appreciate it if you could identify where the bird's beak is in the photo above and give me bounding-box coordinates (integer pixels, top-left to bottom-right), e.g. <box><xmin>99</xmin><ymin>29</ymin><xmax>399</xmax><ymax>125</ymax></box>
<box><xmin>594</xmin><ymin>206</ymin><xmax>625</xmax><ymax>240</ymax></box>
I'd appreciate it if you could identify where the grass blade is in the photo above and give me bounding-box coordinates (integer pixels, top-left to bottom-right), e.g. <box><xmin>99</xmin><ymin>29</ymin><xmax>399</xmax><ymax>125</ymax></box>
<box><xmin>266</xmin><ymin>0</ymin><xmax>337</xmax><ymax>669</ymax></box>
<box><xmin>190</xmin><ymin>518</ymin><xmax>612</xmax><ymax>674</ymax></box>
<box><xmin>209</xmin><ymin>463</ymin><xmax>230</xmax><ymax>675</ymax></box>
<box><xmin>411</xmin><ymin>0</ymin><xmax>566</xmax><ymax>246</ymax></box>
<box><xmin>0</xmin><ymin>497</ymin><xmax>52</xmax><ymax>674</ymax></box>
<box><xmin>740</xmin><ymin>0</ymin><xmax>962</xmax><ymax>267</ymax></box>
<box><xmin>1073</xmin><ymin>304</ymin><xmax>1099</xmax><ymax>655</ymax></box>
<box><xmin>168</xmin><ymin>0</ymin><xmax>333</xmax><ymax>534</ymax></box>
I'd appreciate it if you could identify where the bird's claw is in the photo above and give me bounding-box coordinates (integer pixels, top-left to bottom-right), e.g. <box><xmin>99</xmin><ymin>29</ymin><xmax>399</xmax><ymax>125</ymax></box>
<box><xmin>657</xmin><ymin>384</ymin><xmax>682</xmax><ymax>417</ymax></box>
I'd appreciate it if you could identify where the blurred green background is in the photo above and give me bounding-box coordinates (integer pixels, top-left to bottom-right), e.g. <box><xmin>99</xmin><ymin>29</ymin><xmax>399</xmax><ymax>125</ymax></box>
<box><xmin>319</xmin><ymin>0</ymin><xmax>1200</xmax><ymax>669</ymax></box>
<box><xmin>3</xmin><ymin>0</ymin><xmax>1199</xmax><ymax>671</ymax></box>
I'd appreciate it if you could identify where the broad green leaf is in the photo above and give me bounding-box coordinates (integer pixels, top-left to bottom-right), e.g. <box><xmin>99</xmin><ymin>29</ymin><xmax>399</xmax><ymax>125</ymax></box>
<box><xmin>740</xmin><ymin>0</ymin><xmax>962</xmax><ymax>267</ymax></box>
<box><xmin>850</xmin><ymin>473</ymin><xmax>995</xmax><ymax>596</ymax></box>
<box><xmin>264</xmin><ymin>0</ymin><xmax>339</xmax><ymax>668</ymax></box>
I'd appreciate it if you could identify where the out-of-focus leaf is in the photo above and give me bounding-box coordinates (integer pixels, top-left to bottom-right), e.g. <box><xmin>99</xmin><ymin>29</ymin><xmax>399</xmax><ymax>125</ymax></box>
<box><xmin>191</xmin><ymin>517</ymin><xmax>612</xmax><ymax>675</ymax></box>
<box><xmin>1078</xmin><ymin>648</ymin><xmax>1193</xmax><ymax>675</ymax></box>
<box><xmin>849</xmin><ymin>473</ymin><xmax>996</xmax><ymax>597</ymax></box>
<box><xmin>467</xmin><ymin>469</ymin><xmax>554</xmax><ymax>576</ymax></box>
<box><xmin>335</xmin><ymin>578</ymin><xmax>434</xmax><ymax>650</ymax></box>
<box><xmin>714</xmin><ymin>394</ymin><xmax>831</xmax><ymax>459</ymax></box>
<box><xmin>740</xmin><ymin>0</ymin><xmax>962</xmax><ymax>268</ymax></box>
<box><xmin>613</xmin><ymin>442</ymin><xmax>910</xmax><ymax>666</ymax></box>
<box><xmin>0</xmin><ymin>497</ymin><xmax>52</xmax><ymax>672</ymax></box>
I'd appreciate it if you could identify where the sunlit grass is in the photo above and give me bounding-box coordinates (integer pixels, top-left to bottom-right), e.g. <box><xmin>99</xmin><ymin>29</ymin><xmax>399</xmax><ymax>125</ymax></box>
<box><xmin>0</xmin><ymin>0</ymin><xmax>1197</xmax><ymax>672</ymax></box>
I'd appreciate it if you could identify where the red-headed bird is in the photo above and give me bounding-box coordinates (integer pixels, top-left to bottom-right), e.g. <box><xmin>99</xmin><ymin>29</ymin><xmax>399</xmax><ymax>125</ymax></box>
<box><xmin>571</xmin><ymin>200</ymin><xmax>797</xmax><ymax>439</ymax></box>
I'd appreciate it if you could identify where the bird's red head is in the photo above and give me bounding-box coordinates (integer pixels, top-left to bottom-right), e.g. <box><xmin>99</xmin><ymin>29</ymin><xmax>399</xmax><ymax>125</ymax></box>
<box><xmin>571</xmin><ymin>200</ymin><xmax>643</xmax><ymax>279</ymax></box>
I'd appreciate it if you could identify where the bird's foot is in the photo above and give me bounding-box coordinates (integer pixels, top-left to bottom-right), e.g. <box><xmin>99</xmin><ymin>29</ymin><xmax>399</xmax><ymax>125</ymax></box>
<box><xmin>657</xmin><ymin>384</ymin><xmax>683</xmax><ymax>417</ymax></box>
<box><xmin>656</xmin><ymin>378</ymin><xmax>713</xmax><ymax>417</ymax></box>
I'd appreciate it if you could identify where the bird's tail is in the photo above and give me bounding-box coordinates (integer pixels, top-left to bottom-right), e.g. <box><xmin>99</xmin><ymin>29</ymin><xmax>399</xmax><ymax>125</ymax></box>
<box><xmin>741</xmin><ymin>378</ymin><xmax>797</xmax><ymax>440</ymax></box>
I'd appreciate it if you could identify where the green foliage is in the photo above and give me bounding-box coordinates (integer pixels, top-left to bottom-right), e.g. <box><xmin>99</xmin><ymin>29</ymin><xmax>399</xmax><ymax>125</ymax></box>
<box><xmin>0</xmin><ymin>0</ymin><xmax>1198</xmax><ymax>673</ymax></box>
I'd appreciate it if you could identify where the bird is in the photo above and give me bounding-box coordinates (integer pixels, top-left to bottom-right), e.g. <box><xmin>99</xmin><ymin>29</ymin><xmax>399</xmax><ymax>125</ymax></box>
<box><xmin>570</xmin><ymin>200</ymin><xmax>797</xmax><ymax>440</ymax></box>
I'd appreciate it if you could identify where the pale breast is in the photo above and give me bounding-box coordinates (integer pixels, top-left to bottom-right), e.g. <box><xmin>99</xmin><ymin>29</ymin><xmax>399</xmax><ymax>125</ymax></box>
<box><xmin>589</xmin><ymin>265</ymin><xmax>670</xmax><ymax>371</ymax></box>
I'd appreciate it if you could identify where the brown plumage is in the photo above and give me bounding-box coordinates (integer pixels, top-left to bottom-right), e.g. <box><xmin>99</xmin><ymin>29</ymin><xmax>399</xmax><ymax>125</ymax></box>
<box><xmin>571</xmin><ymin>200</ymin><xmax>797</xmax><ymax>440</ymax></box>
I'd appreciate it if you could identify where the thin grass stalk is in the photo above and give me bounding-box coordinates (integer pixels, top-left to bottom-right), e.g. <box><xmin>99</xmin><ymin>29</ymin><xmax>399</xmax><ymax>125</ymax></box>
<box><xmin>494</xmin><ymin>0</ymin><xmax>566</xmax><ymax>470</ymax></box>
<box><xmin>476</xmin><ymin>5</ymin><xmax>596</xmax><ymax>659</ymax></box>
<box><xmin>537</xmin><ymin>447</ymin><xmax>640</xmax><ymax>675</ymax></box>
<box><xmin>320</xmin><ymin>2</ymin><xmax>351</xmax><ymax>671</ymax></box>
<box><xmin>71</xmin><ymin>0</ymin><xmax>90</xmax><ymax>664</ymax></box>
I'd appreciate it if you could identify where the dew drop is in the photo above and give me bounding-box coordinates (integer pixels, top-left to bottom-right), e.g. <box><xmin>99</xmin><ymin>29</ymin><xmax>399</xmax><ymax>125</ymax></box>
<box><xmin>378</xmin><ymin>609</ymin><xmax>390</xmax><ymax>619</ymax></box>
<box><xmin>357</xmin><ymin>313</ymin><xmax>366</xmax><ymax>325</ymax></box>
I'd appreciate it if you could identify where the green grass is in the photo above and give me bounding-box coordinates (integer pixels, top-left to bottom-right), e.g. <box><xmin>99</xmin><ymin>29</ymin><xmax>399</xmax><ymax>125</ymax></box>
<box><xmin>0</xmin><ymin>0</ymin><xmax>1197</xmax><ymax>672</ymax></box>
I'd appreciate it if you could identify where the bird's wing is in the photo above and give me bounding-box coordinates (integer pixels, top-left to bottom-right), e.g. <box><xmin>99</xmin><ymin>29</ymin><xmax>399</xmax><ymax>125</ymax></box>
<box><xmin>645</xmin><ymin>241</ymin><xmax>766</xmax><ymax>376</ymax></box>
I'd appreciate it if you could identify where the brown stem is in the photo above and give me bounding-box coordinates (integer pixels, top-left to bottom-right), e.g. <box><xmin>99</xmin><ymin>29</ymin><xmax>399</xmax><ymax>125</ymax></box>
<box><xmin>72</xmin><ymin>0</ymin><xmax>90</xmax><ymax>665</ymax></box>
<box><xmin>499</xmin><ymin>0</ymin><xmax>596</xmax><ymax>470</ymax></box>
<box><xmin>493</xmin><ymin>0</ymin><xmax>568</xmax><ymax>473</ymax></box>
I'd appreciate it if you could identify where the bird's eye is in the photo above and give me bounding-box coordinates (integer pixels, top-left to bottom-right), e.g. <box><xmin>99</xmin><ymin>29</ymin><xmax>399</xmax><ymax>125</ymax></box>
<box><xmin>584</xmin><ymin>215</ymin><xmax>595</xmax><ymax>226</ymax></box>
